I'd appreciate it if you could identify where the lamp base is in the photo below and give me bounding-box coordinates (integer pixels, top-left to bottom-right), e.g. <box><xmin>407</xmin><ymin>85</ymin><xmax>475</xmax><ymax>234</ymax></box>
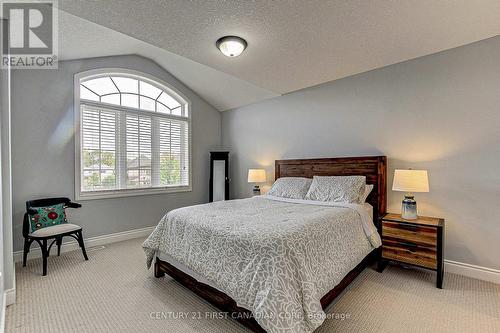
<box><xmin>401</xmin><ymin>195</ymin><xmax>417</xmax><ymax>220</ymax></box>
<box><xmin>252</xmin><ymin>185</ymin><xmax>261</xmax><ymax>196</ymax></box>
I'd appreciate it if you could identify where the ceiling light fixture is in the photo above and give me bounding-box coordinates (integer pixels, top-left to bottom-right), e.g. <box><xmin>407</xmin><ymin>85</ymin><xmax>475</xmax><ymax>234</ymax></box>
<box><xmin>216</xmin><ymin>36</ymin><xmax>247</xmax><ymax>57</ymax></box>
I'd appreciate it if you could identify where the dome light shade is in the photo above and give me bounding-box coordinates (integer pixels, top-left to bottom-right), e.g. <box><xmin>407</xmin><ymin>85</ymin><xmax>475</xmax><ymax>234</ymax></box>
<box><xmin>216</xmin><ymin>36</ymin><xmax>247</xmax><ymax>57</ymax></box>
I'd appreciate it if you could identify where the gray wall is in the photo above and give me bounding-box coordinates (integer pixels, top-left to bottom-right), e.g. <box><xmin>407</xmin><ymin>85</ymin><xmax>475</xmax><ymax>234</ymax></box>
<box><xmin>222</xmin><ymin>36</ymin><xmax>500</xmax><ymax>270</ymax></box>
<box><xmin>11</xmin><ymin>55</ymin><xmax>221</xmax><ymax>252</ymax></box>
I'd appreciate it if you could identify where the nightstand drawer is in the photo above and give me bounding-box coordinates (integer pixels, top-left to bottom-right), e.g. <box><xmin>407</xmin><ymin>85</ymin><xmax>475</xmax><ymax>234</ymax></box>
<box><xmin>382</xmin><ymin>238</ymin><xmax>437</xmax><ymax>269</ymax></box>
<box><xmin>382</xmin><ymin>221</ymin><xmax>437</xmax><ymax>247</ymax></box>
<box><xmin>383</xmin><ymin>246</ymin><xmax>437</xmax><ymax>269</ymax></box>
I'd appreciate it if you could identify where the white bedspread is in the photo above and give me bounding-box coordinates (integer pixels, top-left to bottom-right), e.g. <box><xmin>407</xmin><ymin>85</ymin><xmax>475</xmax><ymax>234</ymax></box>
<box><xmin>143</xmin><ymin>196</ymin><xmax>381</xmax><ymax>333</ymax></box>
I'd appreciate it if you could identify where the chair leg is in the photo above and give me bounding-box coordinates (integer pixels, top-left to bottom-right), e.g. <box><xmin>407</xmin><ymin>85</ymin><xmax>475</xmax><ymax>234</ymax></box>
<box><xmin>76</xmin><ymin>231</ymin><xmax>89</xmax><ymax>261</ymax></box>
<box><xmin>57</xmin><ymin>236</ymin><xmax>62</xmax><ymax>256</ymax></box>
<box><xmin>41</xmin><ymin>239</ymin><xmax>48</xmax><ymax>276</ymax></box>
<box><xmin>23</xmin><ymin>238</ymin><xmax>31</xmax><ymax>267</ymax></box>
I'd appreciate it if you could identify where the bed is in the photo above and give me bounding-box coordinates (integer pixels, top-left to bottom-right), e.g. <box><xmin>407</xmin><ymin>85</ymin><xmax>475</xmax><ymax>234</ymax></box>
<box><xmin>143</xmin><ymin>156</ymin><xmax>387</xmax><ymax>333</ymax></box>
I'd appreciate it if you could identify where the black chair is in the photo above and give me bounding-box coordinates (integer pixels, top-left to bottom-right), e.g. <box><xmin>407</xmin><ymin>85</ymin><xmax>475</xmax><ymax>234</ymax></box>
<box><xmin>23</xmin><ymin>197</ymin><xmax>88</xmax><ymax>275</ymax></box>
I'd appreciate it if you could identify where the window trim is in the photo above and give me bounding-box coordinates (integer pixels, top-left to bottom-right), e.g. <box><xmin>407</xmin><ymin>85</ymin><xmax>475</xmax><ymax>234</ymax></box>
<box><xmin>74</xmin><ymin>68</ymin><xmax>192</xmax><ymax>201</ymax></box>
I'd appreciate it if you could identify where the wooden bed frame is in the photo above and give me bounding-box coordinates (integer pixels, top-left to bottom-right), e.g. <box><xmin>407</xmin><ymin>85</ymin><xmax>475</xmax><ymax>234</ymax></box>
<box><xmin>154</xmin><ymin>156</ymin><xmax>387</xmax><ymax>332</ymax></box>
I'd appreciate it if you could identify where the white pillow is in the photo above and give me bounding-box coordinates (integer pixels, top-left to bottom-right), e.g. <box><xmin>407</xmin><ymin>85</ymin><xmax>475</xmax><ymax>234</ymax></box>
<box><xmin>362</xmin><ymin>184</ymin><xmax>374</xmax><ymax>202</ymax></box>
<box><xmin>305</xmin><ymin>175</ymin><xmax>366</xmax><ymax>204</ymax></box>
<box><xmin>267</xmin><ymin>177</ymin><xmax>312</xmax><ymax>199</ymax></box>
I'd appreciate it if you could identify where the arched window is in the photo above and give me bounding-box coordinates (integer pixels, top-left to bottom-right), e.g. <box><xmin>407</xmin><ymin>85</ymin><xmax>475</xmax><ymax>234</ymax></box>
<box><xmin>75</xmin><ymin>69</ymin><xmax>191</xmax><ymax>199</ymax></box>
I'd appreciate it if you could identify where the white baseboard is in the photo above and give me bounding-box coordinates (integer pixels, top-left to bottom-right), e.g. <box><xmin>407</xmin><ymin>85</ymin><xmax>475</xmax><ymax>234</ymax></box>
<box><xmin>444</xmin><ymin>260</ymin><xmax>500</xmax><ymax>284</ymax></box>
<box><xmin>0</xmin><ymin>288</ymin><xmax>14</xmax><ymax>333</ymax></box>
<box><xmin>0</xmin><ymin>289</ymin><xmax>15</xmax><ymax>333</ymax></box>
<box><xmin>13</xmin><ymin>226</ymin><xmax>155</xmax><ymax>263</ymax></box>
<box><xmin>1</xmin><ymin>290</ymin><xmax>5</xmax><ymax>333</ymax></box>
<box><xmin>4</xmin><ymin>289</ymin><xmax>15</xmax><ymax>307</ymax></box>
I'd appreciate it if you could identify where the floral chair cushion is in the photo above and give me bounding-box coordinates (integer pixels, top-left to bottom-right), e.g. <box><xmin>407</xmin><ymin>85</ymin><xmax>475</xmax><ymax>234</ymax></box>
<box><xmin>29</xmin><ymin>203</ymin><xmax>68</xmax><ymax>232</ymax></box>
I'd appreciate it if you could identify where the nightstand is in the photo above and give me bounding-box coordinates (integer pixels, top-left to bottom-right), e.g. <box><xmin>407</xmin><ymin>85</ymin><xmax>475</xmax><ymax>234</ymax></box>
<box><xmin>377</xmin><ymin>213</ymin><xmax>445</xmax><ymax>288</ymax></box>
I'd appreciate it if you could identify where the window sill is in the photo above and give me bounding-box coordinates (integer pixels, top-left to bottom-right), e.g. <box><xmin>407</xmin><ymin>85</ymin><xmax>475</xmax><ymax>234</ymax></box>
<box><xmin>76</xmin><ymin>185</ymin><xmax>192</xmax><ymax>201</ymax></box>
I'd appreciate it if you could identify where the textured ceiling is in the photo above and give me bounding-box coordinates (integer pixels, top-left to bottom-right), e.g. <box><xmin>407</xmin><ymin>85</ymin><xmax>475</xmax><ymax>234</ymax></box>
<box><xmin>58</xmin><ymin>0</ymin><xmax>500</xmax><ymax>97</ymax></box>
<box><xmin>58</xmin><ymin>11</ymin><xmax>278</xmax><ymax>111</ymax></box>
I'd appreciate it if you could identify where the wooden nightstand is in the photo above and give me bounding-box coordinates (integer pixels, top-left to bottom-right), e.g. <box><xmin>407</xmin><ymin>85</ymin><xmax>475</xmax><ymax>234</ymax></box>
<box><xmin>377</xmin><ymin>213</ymin><xmax>445</xmax><ymax>288</ymax></box>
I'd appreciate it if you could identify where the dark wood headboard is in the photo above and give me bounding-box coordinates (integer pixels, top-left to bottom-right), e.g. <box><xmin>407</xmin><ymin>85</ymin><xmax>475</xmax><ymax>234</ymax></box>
<box><xmin>275</xmin><ymin>156</ymin><xmax>387</xmax><ymax>223</ymax></box>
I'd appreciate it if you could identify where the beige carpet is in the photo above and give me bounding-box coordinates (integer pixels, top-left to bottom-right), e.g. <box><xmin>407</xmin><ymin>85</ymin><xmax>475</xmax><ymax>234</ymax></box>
<box><xmin>5</xmin><ymin>238</ymin><xmax>500</xmax><ymax>333</ymax></box>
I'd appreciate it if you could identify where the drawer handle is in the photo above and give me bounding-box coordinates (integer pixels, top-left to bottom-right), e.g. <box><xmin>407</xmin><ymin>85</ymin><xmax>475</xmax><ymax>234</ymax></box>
<box><xmin>398</xmin><ymin>224</ymin><xmax>418</xmax><ymax>232</ymax></box>
<box><xmin>399</xmin><ymin>241</ymin><xmax>418</xmax><ymax>252</ymax></box>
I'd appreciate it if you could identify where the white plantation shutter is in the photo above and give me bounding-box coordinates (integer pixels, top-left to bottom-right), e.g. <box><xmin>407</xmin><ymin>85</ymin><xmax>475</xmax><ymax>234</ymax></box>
<box><xmin>78</xmin><ymin>72</ymin><xmax>190</xmax><ymax>197</ymax></box>
<box><xmin>125</xmin><ymin>113</ymin><xmax>152</xmax><ymax>188</ymax></box>
<box><xmin>81</xmin><ymin>106</ymin><xmax>117</xmax><ymax>191</ymax></box>
<box><xmin>155</xmin><ymin>117</ymin><xmax>189</xmax><ymax>186</ymax></box>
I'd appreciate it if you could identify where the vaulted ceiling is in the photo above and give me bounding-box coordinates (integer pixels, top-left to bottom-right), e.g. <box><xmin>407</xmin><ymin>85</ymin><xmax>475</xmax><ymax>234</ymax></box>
<box><xmin>58</xmin><ymin>11</ymin><xmax>278</xmax><ymax>111</ymax></box>
<box><xmin>58</xmin><ymin>1</ymin><xmax>500</xmax><ymax>111</ymax></box>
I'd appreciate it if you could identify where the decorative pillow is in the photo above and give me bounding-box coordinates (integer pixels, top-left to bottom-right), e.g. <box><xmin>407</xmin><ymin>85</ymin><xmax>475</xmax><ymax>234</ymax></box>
<box><xmin>362</xmin><ymin>184</ymin><xmax>374</xmax><ymax>202</ymax></box>
<box><xmin>305</xmin><ymin>175</ymin><xmax>366</xmax><ymax>204</ymax></box>
<box><xmin>267</xmin><ymin>177</ymin><xmax>313</xmax><ymax>199</ymax></box>
<box><xmin>30</xmin><ymin>203</ymin><xmax>68</xmax><ymax>232</ymax></box>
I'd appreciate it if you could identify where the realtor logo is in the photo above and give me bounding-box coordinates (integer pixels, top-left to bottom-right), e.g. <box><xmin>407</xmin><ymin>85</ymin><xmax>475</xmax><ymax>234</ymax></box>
<box><xmin>1</xmin><ymin>0</ymin><xmax>58</xmax><ymax>68</ymax></box>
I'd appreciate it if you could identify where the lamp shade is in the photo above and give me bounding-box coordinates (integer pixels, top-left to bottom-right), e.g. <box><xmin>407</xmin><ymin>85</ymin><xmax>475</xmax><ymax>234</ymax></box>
<box><xmin>248</xmin><ymin>169</ymin><xmax>266</xmax><ymax>183</ymax></box>
<box><xmin>392</xmin><ymin>169</ymin><xmax>429</xmax><ymax>193</ymax></box>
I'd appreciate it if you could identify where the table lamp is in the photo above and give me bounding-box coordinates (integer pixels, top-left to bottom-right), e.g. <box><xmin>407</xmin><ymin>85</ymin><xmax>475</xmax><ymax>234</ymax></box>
<box><xmin>392</xmin><ymin>169</ymin><xmax>429</xmax><ymax>219</ymax></box>
<box><xmin>248</xmin><ymin>169</ymin><xmax>266</xmax><ymax>196</ymax></box>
